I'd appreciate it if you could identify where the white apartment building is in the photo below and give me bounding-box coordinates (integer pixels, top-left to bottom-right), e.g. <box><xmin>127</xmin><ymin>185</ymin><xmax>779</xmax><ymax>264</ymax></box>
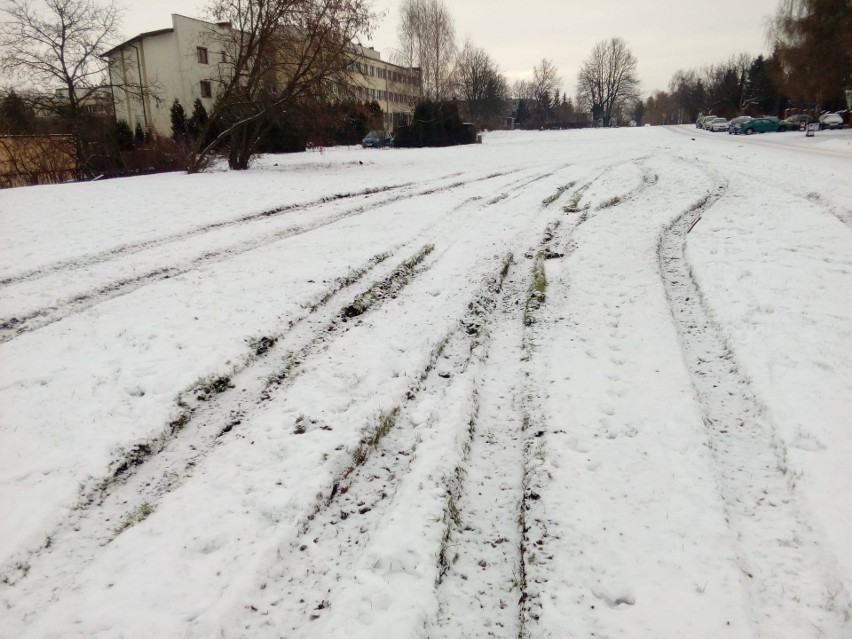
<box><xmin>102</xmin><ymin>14</ymin><xmax>421</xmax><ymax>137</ymax></box>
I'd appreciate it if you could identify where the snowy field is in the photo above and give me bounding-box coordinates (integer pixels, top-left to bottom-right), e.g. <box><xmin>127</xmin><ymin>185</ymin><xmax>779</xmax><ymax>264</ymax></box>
<box><xmin>1</xmin><ymin>126</ymin><xmax>850</xmax><ymax>638</ymax></box>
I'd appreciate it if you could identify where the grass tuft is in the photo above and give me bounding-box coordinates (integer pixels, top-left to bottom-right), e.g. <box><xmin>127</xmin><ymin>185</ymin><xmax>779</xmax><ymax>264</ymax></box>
<box><xmin>115</xmin><ymin>501</ymin><xmax>155</xmax><ymax>534</ymax></box>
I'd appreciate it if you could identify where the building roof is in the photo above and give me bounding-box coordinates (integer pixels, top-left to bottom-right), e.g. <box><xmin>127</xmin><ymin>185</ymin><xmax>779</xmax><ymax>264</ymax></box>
<box><xmin>101</xmin><ymin>28</ymin><xmax>174</xmax><ymax>58</ymax></box>
<box><xmin>102</xmin><ymin>14</ymin><xmax>419</xmax><ymax>76</ymax></box>
<box><xmin>101</xmin><ymin>14</ymin><xmax>232</xmax><ymax>59</ymax></box>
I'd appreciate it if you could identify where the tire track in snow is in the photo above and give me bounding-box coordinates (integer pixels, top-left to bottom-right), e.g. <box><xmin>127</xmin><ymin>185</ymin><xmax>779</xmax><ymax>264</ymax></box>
<box><xmin>658</xmin><ymin>165</ymin><xmax>852</xmax><ymax>637</ymax></box>
<box><xmin>428</xmin><ymin>214</ymin><xmax>580</xmax><ymax>638</ymax></box>
<box><xmin>0</xmin><ymin>162</ymin><xmax>600</xmax><ymax>629</ymax></box>
<box><xmin>0</xmin><ymin>244</ymin><xmax>437</xmax><ymax>591</ymax></box>
<box><xmin>516</xmin><ymin>218</ymin><xmax>575</xmax><ymax>635</ymax></box>
<box><xmin>0</xmin><ymin>179</ymin><xmax>432</xmax><ymax>290</ymax></box>
<box><xmin>514</xmin><ymin>168</ymin><xmax>665</xmax><ymax>635</ymax></box>
<box><xmin>232</xmin><ymin>182</ymin><xmax>584</xmax><ymax>636</ymax></box>
<box><xmin>553</xmin><ymin>156</ymin><xmax>651</xmax><ymax>214</ymax></box>
<box><xmin>595</xmin><ymin>163</ymin><xmax>658</xmax><ymax>210</ymax></box>
<box><xmin>0</xmin><ymin>169</ymin><xmax>518</xmax><ymax>343</ymax></box>
<box><xmin>0</xmin><ymin>163</ymin><xmax>560</xmax><ymax>598</ymax></box>
<box><xmin>236</xmin><ymin>252</ymin><xmax>517</xmax><ymax>638</ymax></box>
<box><xmin>0</xmin><ymin>182</ymin><xmax>409</xmax><ymax>289</ymax></box>
<box><xmin>427</xmin><ymin>170</ymin><xmax>632</xmax><ymax>637</ymax></box>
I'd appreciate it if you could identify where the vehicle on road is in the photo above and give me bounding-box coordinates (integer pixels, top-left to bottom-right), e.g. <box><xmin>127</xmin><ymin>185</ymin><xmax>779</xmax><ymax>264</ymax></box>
<box><xmin>736</xmin><ymin>117</ymin><xmax>781</xmax><ymax>135</ymax></box>
<box><xmin>819</xmin><ymin>113</ymin><xmax>844</xmax><ymax>130</ymax></box>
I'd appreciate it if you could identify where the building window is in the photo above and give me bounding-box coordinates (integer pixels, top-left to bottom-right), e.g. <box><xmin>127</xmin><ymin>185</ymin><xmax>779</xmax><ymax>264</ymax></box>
<box><xmin>200</xmin><ymin>80</ymin><xmax>212</xmax><ymax>98</ymax></box>
<box><xmin>197</xmin><ymin>47</ymin><xmax>209</xmax><ymax>64</ymax></box>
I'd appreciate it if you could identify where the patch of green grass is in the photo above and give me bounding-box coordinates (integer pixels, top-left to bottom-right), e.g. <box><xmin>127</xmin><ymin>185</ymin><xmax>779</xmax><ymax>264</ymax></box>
<box><xmin>599</xmin><ymin>195</ymin><xmax>622</xmax><ymax>209</ymax></box>
<box><xmin>364</xmin><ymin>408</ymin><xmax>399</xmax><ymax>449</ymax></box>
<box><xmin>115</xmin><ymin>501</ymin><xmax>155</xmax><ymax>534</ymax></box>
<box><xmin>542</xmin><ymin>182</ymin><xmax>576</xmax><ymax>207</ymax></box>
<box><xmin>562</xmin><ymin>183</ymin><xmax>590</xmax><ymax>212</ymax></box>
<box><xmin>447</xmin><ymin>494</ymin><xmax>462</xmax><ymax>527</ymax></box>
<box><xmin>191</xmin><ymin>375</ymin><xmax>234</xmax><ymax>398</ymax></box>
<box><xmin>524</xmin><ymin>253</ymin><xmax>548</xmax><ymax>326</ymax></box>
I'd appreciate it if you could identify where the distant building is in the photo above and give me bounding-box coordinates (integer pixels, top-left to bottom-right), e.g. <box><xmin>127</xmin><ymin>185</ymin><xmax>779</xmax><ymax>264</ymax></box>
<box><xmin>102</xmin><ymin>14</ymin><xmax>421</xmax><ymax>138</ymax></box>
<box><xmin>350</xmin><ymin>45</ymin><xmax>422</xmax><ymax>130</ymax></box>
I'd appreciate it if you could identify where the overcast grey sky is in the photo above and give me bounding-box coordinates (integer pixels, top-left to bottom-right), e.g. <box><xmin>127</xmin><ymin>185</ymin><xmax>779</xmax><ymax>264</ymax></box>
<box><xmin>122</xmin><ymin>0</ymin><xmax>781</xmax><ymax>96</ymax></box>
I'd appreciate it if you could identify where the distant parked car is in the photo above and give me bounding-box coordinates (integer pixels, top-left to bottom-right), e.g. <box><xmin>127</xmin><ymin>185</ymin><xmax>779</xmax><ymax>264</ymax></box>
<box><xmin>736</xmin><ymin>117</ymin><xmax>781</xmax><ymax>135</ymax></box>
<box><xmin>818</xmin><ymin>113</ymin><xmax>844</xmax><ymax>130</ymax></box>
<box><xmin>727</xmin><ymin>116</ymin><xmax>751</xmax><ymax>134</ymax></box>
<box><xmin>708</xmin><ymin>117</ymin><xmax>729</xmax><ymax>132</ymax></box>
<box><xmin>361</xmin><ymin>130</ymin><xmax>393</xmax><ymax>148</ymax></box>
<box><xmin>779</xmin><ymin>114</ymin><xmax>811</xmax><ymax>131</ymax></box>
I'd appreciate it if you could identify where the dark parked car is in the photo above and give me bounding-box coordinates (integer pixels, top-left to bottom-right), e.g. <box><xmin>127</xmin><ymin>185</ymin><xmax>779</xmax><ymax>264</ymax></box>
<box><xmin>727</xmin><ymin>116</ymin><xmax>751</xmax><ymax>134</ymax></box>
<box><xmin>361</xmin><ymin>130</ymin><xmax>394</xmax><ymax>148</ymax></box>
<box><xmin>779</xmin><ymin>114</ymin><xmax>812</xmax><ymax>131</ymax></box>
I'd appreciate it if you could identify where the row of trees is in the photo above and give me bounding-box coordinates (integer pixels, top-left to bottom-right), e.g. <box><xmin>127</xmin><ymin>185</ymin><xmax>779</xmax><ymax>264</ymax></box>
<box><xmin>394</xmin><ymin>1</ymin><xmax>645</xmax><ymax>129</ymax></box>
<box><xmin>392</xmin><ymin>2</ymin><xmax>640</xmax><ymax>129</ymax></box>
<box><xmin>394</xmin><ymin>0</ymin><xmax>511</xmax><ymax>129</ymax></box>
<box><xmin>394</xmin><ymin>0</ymin><xmax>849</xmax><ymax>130</ymax></box>
<box><xmin>643</xmin><ymin>0</ymin><xmax>849</xmax><ymax>125</ymax></box>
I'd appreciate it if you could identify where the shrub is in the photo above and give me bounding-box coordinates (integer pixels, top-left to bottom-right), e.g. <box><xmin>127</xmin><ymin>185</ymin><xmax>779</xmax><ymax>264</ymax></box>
<box><xmin>394</xmin><ymin>100</ymin><xmax>477</xmax><ymax>148</ymax></box>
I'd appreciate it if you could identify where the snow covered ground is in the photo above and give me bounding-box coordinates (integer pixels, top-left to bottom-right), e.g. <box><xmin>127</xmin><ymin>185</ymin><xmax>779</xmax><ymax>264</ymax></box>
<box><xmin>1</xmin><ymin>126</ymin><xmax>850</xmax><ymax>638</ymax></box>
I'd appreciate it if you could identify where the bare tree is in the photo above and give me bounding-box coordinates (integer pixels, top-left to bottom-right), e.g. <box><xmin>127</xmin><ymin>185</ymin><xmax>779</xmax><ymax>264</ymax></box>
<box><xmin>451</xmin><ymin>41</ymin><xmax>508</xmax><ymax>126</ymax></box>
<box><xmin>0</xmin><ymin>0</ymin><xmax>123</xmax><ymax>171</ymax></box>
<box><xmin>576</xmin><ymin>37</ymin><xmax>640</xmax><ymax>126</ymax></box>
<box><xmin>512</xmin><ymin>79</ymin><xmax>533</xmax><ymax>100</ymax></box>
<box><xmin>531</xmin><ymin>58</ymin><xmax>560</xmax><ymax>126</ymax></box>
<box><xmin>395</xmin><ymin>0</ymin><xmax>456</xmax><ymax>99</ymax></box>
<box><xmin>193</xmin><ymin>0</ymin><xmax>374</xmax><ymax>171</ymax></box>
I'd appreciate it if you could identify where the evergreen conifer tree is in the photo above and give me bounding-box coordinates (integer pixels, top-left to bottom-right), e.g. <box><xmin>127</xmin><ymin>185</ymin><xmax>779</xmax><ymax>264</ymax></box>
<box><xmin>189</xmin><ymin>99</ymin><xmax>208</xmax><ymax>141</ymax></box>
<box><xmin>170</xmin><ymin>99</ymin><xmax>188</xmax><ymax>143</ymax></box>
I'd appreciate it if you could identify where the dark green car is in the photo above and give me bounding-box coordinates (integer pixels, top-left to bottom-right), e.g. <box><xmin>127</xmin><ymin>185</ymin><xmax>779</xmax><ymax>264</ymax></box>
<box><xmin>736</xmin><ymin>117</ymin><xmax>780</xmax><ymax>135</ymax></box>
<box><xmin>779</xmin><ymin>114</ymin><xmax>811</xmax><ymax>131</ymax></box>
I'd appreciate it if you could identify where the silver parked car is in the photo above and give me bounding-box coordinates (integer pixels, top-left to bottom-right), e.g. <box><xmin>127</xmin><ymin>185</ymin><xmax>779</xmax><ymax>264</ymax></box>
<box><xmin>708</xmin><ymin>117</ymin><xmax>729</xmax><ymax>132</ymax></box>
<box><xmin>696</xmin><ymin>114</ymin><xmax>717</xmax><ymax>129</ymax></box>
